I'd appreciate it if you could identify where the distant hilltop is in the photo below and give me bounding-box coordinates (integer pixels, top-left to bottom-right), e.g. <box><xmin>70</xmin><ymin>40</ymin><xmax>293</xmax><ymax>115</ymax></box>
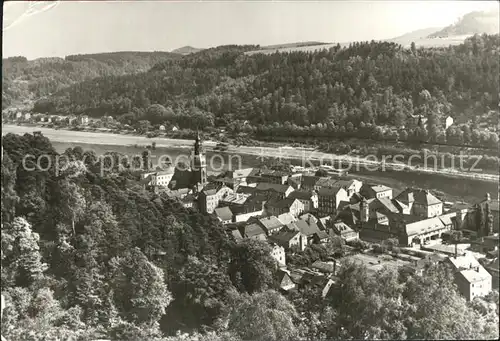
<box><xmin>171</xmin><ymin>46</ymin><xmax>204</xmax><ymax>55</ymax></box>
<box><xmin>428</xmin><ymin>9</ymin><xmax>500</xmax><ymax>38</ymax></box>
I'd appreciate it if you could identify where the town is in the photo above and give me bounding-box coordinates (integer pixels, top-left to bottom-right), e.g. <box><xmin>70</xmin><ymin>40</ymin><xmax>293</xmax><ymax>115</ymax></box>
<box><xmin>2</xmin><ymin>1</ymin><xmax>499</xmax><ymax>340</ymax></box>
<box><xmin>141</xmin><ymin>133</ymin><xmax>499</xmax><ymax>300</ymax></box>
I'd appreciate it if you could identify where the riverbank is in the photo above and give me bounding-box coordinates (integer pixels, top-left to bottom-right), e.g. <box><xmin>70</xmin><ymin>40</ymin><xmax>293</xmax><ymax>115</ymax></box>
<box><xmin>3</xmin><ymin>124</ymin><xmax>498</xmax><ymax>184</ymax></box>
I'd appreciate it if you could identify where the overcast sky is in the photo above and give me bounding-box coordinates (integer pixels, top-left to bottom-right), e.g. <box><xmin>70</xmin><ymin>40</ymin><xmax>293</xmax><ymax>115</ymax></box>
<box><xmin>2</xmin><ymin>0</ymin><xmax>497</xmax><ymax>60</ymax></box>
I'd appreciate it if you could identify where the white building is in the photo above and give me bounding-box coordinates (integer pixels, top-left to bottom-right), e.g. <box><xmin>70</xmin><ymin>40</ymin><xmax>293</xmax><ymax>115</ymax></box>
<box><xmin>270</xmin><ymin>243</ymin><xmax>286</xmax><ymax>266</ymax></box>
<box><xmin>445</xmin><ymin>116</ymin><xmax>454</xmax><ymax>129</ymax></box>
<box><xmin>445</xmin><ymin>253</ymin><xmax>492</xmax><ymax>301</ymax></box>
<box><xmin>142</xmin><ymin>168</ymin><xmax>175</xmax><ymax>188</ymax></box>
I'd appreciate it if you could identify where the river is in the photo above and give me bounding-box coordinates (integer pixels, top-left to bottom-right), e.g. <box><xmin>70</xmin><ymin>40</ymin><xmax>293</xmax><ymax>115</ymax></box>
<box><xmin>2</xmin><ymin>124</ymin><xmax>497</xmax><ymax>203</ymax></box>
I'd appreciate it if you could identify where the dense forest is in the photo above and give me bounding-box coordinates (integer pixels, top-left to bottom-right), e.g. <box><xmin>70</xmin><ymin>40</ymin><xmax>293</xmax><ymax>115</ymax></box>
<box><xmin>1</xmin><ymin>133</ymin><xmax>499</xmax><ymax>340</ymax></box>
<box><xmin>3</xmin><ymin>36</ymin><xmax>499</xmax><ymax>153</ymax></box>
<box><xmin>5</xmin><ymin>35</ymin><xmax>497</xmax><ymax>151</ymax></box>
<box><xmin>2</xmin><ymin>51</ymin><xmax>181</xmax><ymax>109</ymax></box>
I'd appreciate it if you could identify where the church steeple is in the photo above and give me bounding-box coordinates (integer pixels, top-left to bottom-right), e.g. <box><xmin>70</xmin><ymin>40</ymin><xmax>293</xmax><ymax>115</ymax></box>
<box><xmin>194</xmin><ymin>130</ymin><xmax>203</xmax><ymax>155</ymax></box>
<box><xmin>191</xmin><ymin>131</ymin><xmax>207</xmax><ymax>187</ymax></box>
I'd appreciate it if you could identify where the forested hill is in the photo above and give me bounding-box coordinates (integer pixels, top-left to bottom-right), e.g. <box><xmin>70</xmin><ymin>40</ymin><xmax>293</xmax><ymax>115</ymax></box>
<box><xmin>33</xmin><ymin>35</ymin><xmax>499</xmax><ymax>132</ymax></box>
<box><xmin>2</xmin><ymin>51</ymin><xmax>181</xmax><ymax>109</ymax></box>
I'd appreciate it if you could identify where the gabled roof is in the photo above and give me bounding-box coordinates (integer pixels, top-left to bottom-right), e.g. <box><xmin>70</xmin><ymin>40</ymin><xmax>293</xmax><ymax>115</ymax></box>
<box><xmin>404</xmin><ymin>217</ymin><xmax>445</xmax><ymax>236</ymax></box>
<box><xmin>288</xmin><ymin>218</ymin><xmax>321</xmax><ymax>236</ymax></box>
<box><xmin>371</xmin><ymin>185</ymin><xmax>392</xmax><ymax>193</ymax></box>
<box><xmin>169</xmin><ymin>169</ymin><xmax>193</xmax><ymax>190</ymax></box>
<box><xmin>395</xmin><ymin>188</ymin><xmax>442</xmax><ymax>206</ymax></box>
<box><xmin>261</xmin><ymin>170</ymin><xmax>289</xmax><ymax>178</ymax></box>
<box><xmin>214</xmin><ymin>207</ymin><xmax>233</xmax><ymax>221</ymax></box>
<box><xmin>165</xmin><ymin>188</ymin><xmax>190</xmax><ymax>198</ymax></box>
<box><xmin>312</xmin><ymin>260</ymin><xmax>336</xmax><ymax>273</ymax></box>
<box><xmin>299</xmin><ymin>213</ymin><xmax>318</xmax><ymax>223</ymax></box>
<box><xmin>277</xmin><ymin>269</ymin><xmax>293</xmax><ymax>284</ymax></box>
<box><xmin>256</xmin><ymin>182</ymin><xmax>292</xmax><ymax>194</ymax></box>
<box><xmin>331</xmin><ymin>221</ymin><xmax>355</xmax><ymax>235</ymax></box>
<box><xmin>242</xmin><ymin>223</ymin><xmax>267</xmax><ymax>238</ymax></box>
<box><xmin>278</xmin><ymin>213</ymin><xmax>297</xmax><ymax>225</ymax></box>
<box><xmin>370</xmin><ymin>211</ymin><xmax>388</xmax><ymax>220</ymax></box>
<box><xmin>231</xmin><ymin>168</ymin><xmax>256</xmax><ymax>179</ymax></box>
<box><xmin>237</xmin><ymin>186</ymin><xmax>258</xmax><ymax>195</ymax></box>
<box><xmin>289</xmin><ymin>190</ymin><xmax>315</xmax><ymax>201</ymax></box>
<box><xmin>439</xmin><ymin>212</ymin><xmax>455</xmax><ymax>226</ymax></box>
<box><xmin>376</xmin><ymin>197</ymin><xmax>400</xmax><ymax>213</ymax></box>
<box><xmin>314</xmin><ymin>230</ymin><xmax>329</xmax><ymax>240</ymax></box>
<box><xmin>219</xmin><ymin>193</ymin><xmax>250</xmax><ymax>205</ymax></box>
<box><xmin>334</xmin><ymin>179</ymin><xmax>358</xmax><ymax>189</ymax></box>
<box><xmin>231</xmin><ymin>229</ymin><xmax>243</xmax><ymax>242</ymax></box>
<box><xmin>316</xmin><ymin>177</ymin><xmax>341</xmax><ymax>188</ymax></box>
<box><xmin>267</xmin><ymin>197</ymin><xmax>298</xmax><ymax>210</ymax></box>
<box><xmin>318</xmin><ymin>216</ymin><xmax>332</xmax><ymax>230</ymax></box>
<box><xmin>301</xmin><ymin>175</ymin><xmax>322</xmax><ymax>187</ymax></box>
<box><xmin>287</xmin><ymin>177</ymin><xmax>302</xmax><ymax>189</ymax></box>
<box><xmin>317</xmin><ymin>186</ymin><xmax>344</xmax><ymax>197</ymax></box>
<box><xmin>446</xmin><ymin>254</ymin><xmax>491</xmax><ymax>284</ymax></box>
<box><xmin>151</xmin><ymin>166</ymin><xmax>175</xmax><ymax>176</ymax></box>
<box><xmin>269</xmin><ymin>230</ymin><xmax>301</xmax><ymax>244</ymax></box>
<box><xmin>258</xmin><ymin>216</ymin><xmax>284</xmax><ymax>232</ymax></box>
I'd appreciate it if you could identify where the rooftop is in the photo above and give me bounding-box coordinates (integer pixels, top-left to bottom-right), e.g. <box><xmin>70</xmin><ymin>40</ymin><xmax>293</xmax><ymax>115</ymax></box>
<box><xmin>258</xmin><ymin>216</ymin><xmax>284</xmax><ymax>232</ymax></box>
<box><xmin>317</xmin><ymin>186</ymin><xmax>344</xmax><ymax>196</ymax></box>
<box><xmin>332</xmin><ymin>221</ymin><xmax>355</xmax><ymax>234</ymax></box>
<box><xmin>316</xmin><ymin>177</ymin><xmax>341</xmax><ymax>188</ymax></box>
<box><xmin>256</xmin><ymin>182</ymin><xmax>292</xmax><ymax>194</ymax></box>
<box><xmin>214</xmin><ymin>207</ymin><xmax>233</xmax><ymax>221</ymax></box>
<box><xmin>288</xmin><ymin>218</ymin><xmax>321</xmax><ymax>236</ymax></box>
<box><xmin>231</xmin><ymin>229</ymin><xmax>243</xmax><ymax>242</ymax></box>
<box><xmin>231</xmin><ymin>168</ymin><xmax>256</xmax><ymax>179</ymax></box>
<box><xmin>404</xmin><ymin>217</ymin><xmax>446</xmax><ymax>236</ymax></box>
<box><xmin>299</xmin><ymin>212</ymin><xmax>318</xmax><ymax>223</ymax></box>
<box><xmin>269</xmin><ymin>230</ymin><xmax>301</xmax><ymax>244</ymax></box>
<box><xmin>371</xmin><ymin>185</ymin><xmax>392</xmax><ymax>193</ymax></box>
<box><xmin>288</xmin><ymin>190</ymin><xmax>315</xmax><ymax>201</ymax></box>
<box><xmin>242</xmin><ymin>223</ymin><xmax>267</xmax><ymax>238</ymax></box>
<box><xmin>267</xmin><ymin>197</ymin><xmax>298</xmax><ymax>209</ymax></box>
<box><xmin>278</xmin><ymin>212</ymin><xmax>297</xmax><ymax>225</ymax></box>
<box><xmin>219</xmin><ymin>193</ymin><xmax>250</xmax><ymax>205</ymax></box>
<box><xmin>376</xmin><ymin>197</ymin><xmax>400</xmax><ymax>213</ymax></box>
<box><xmin>395</xmin><ymin>188</ymin><xmax>442</xmax><ymax>206</ymax></box>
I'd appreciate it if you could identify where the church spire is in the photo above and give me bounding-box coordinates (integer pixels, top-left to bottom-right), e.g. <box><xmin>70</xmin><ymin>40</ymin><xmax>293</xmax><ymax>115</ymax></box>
<box><xmin>194</xmin><ymin>130</ymin><xmax>202</xmax><ymax>155</ymax></box>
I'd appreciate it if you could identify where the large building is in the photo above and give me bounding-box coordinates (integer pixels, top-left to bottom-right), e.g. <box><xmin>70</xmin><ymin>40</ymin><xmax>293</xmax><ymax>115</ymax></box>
<box><xmin>445</xmin><ymin>253</ymin><xmax>492</xmax><ymax>301</ymax></box>
<box><xmin>394</xmin><ymin>188</ymin><xmax>443</xmax><ymax>218</ymax></box>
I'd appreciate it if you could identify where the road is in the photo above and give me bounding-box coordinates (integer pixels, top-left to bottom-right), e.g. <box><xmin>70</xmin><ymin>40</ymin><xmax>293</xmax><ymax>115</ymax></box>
<box><xmin>3</xmin><ymin>124</ymin><xmax>498</xmax><ymax>183</ymax></box>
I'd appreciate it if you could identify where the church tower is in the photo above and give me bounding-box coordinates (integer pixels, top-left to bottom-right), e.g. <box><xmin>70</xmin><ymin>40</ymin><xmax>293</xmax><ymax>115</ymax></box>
<box><xmin>191</xmin><ymin>132</ymin><xmax>207</xmax><ymax>187</ymax></box>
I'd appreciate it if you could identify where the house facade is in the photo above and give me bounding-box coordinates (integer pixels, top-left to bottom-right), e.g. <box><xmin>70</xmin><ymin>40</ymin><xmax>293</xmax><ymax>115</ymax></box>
<box><xmin>394</xmin><ymin>188</ymin><xmax>443</xmax><ymax>218</ymax></box>
<box><xmin>317</xmin><ymin>186</ymin><xmax>348</xmax><ymax>217</ymax></box>
<box><xmin>445</xmin><ymin>254</ymin><xmax>492</xmax><ymax>301</ymax></box>
<box><xmin>267</xmin><ymin>198</ymin><xmax>305</xmax><ymax>218</ymax></box>
<box><xmin>270</xmin><ymin>243</ymin><xmax>286</xmax><ymax>266</ymax></box>
<box><xmin>288</xmin><ymin>190</ymin><xmax>318</xmax><ymax>213</ymax></box>
<box><xmin>269</xmin><ymin>230</ymin><xmax>307</xmax><ymax>251</ymax></box>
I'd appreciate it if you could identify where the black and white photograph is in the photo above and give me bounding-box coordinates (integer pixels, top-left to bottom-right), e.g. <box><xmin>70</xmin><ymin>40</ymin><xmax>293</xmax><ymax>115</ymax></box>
<box><xmin>1</xmin><ymin>1</ymin><xmax>499</xmax><ymax>340</ymax></box>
